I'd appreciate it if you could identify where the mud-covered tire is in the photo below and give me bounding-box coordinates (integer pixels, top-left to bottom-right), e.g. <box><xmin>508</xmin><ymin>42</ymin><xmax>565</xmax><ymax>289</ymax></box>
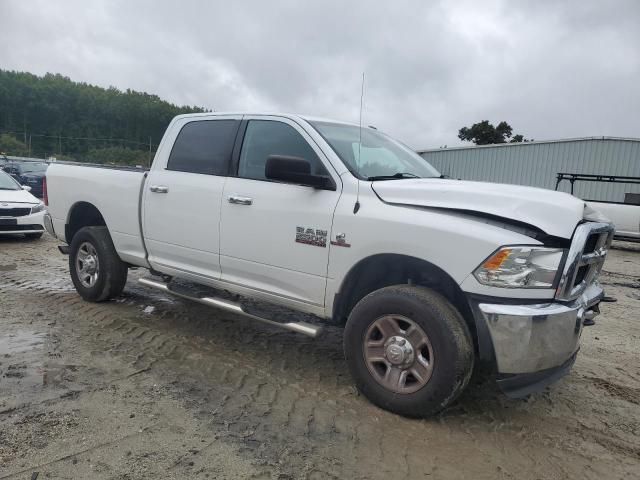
<box><xmin>25</xmin><ymin>232</ymin><xmax>43</xmax><ymax>240</ymax></box>
<box><xmin>344</xmin><ymin>285</ymin><xmax>474</xmax><ymax>417</ymax></box>
<box><xmin>69</xmin><ymin>226</ymin><xmax>128</xmax><ymax>302</ymax></box>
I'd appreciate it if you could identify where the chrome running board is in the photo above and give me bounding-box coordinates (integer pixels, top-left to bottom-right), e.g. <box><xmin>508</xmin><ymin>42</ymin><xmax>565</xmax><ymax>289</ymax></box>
<box><xmin>138</xmin><ymin>277</ymin><xmax>322</xmax><ymax>338</ymax></box>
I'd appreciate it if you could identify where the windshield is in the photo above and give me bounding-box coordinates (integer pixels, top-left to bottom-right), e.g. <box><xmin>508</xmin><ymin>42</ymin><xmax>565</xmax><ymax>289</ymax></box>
<box><xmin>0</xmin><ymin>169</ymin><xmax>21</xmax><ymax>190</ymax></box>
<box><xmin>21</xmin><ymin>162</ymin><xmax>48</xmax><ymax>174</ymax></box>
<box><xmin>310</xmin><ymin>121</ymin><xmax>440</xmax><ymax>180</ymax></box>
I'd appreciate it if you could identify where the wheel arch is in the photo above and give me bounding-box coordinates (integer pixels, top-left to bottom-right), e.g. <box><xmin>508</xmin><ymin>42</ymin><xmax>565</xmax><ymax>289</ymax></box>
<box><xmin>332</xmin><ymin>253</ymin><xmax>484</xmax><ymax>357</ymax></box>
<box><xmin>65</xmin><ymin>201</ymin><xmax>107</xmax><ymax>244</ymax></box>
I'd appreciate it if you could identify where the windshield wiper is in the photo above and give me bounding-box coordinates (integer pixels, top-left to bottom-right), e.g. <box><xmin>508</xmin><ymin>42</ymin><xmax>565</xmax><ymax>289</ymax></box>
<box><xmin>366</xmin><ymin>172</ymin><xmax>421</xmax><ymax>181</ymax></box>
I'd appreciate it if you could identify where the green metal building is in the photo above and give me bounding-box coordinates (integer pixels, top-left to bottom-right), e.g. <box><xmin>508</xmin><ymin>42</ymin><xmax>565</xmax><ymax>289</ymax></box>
<box><xmin>418</xmin><ymin>137</ymin><xmax>640</xmax><ymax>203</ymax></box>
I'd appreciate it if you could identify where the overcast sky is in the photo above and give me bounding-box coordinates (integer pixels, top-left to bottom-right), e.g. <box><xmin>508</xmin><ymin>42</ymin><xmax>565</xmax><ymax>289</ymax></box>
<box><xmin>1</xmin><ymin>0</ymin><xmax>638</xmax><ymax>149</ymax></box>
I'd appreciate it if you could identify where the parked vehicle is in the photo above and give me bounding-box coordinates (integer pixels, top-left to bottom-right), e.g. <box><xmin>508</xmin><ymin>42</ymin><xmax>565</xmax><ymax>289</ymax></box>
<box><xmin>2</xmin><ymin>160</ymin><xmax>49</xmax><ymax>198</ymax></box>
<box><xmin>45</xmin><ymin>113</ymin><xmax>614</xmax><ymax>417</ymax></box>
<box><xmin>0</xmin><ymin>168</ymin><xmax>47</xmax><ymax>239</ymax></box>
<box><xmin>555</xmin><ymin>173</ymin><xmax>640</xmax><ymax>241</ymax></box>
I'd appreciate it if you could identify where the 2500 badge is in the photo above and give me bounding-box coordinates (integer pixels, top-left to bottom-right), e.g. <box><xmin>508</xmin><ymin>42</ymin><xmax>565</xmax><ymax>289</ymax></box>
<box><xmin>295</xmin><ymin>226</ymin><xmax>327</xmax><ymax>248</ymax></box>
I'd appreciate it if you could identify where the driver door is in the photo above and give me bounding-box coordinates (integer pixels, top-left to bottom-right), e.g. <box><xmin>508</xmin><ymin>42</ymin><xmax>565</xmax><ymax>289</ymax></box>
<box><xmin>219</xmin><ymin>117</ymin><xmax>341</xmax><ymax>307</ymax></box>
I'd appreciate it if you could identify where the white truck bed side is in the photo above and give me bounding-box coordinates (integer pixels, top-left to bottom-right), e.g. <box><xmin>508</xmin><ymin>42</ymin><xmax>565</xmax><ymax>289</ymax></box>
<box><xmin>587</xmin><ymin>201</ymin><xmax>640</xmax><ymax>239</ymax></box>
<box><xmin>46</xmin><ymin>163</ymin><xmax>148</xmax><ymax>266</ymax></box>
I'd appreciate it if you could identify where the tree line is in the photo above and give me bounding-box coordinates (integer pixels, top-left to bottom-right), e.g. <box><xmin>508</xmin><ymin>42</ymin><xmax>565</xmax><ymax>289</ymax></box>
<box><xmin>0</xmin><ymin>70</ymin><xmax>530</xmax><ymax>162</ymax></box>
<box><xmin>0</xmin><ymin>70</ymin><xmax>206</xmax><ymax>164</ymax></box>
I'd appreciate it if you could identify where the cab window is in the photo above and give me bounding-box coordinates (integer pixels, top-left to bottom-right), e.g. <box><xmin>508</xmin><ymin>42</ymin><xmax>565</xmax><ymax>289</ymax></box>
<box><xmin>167</xmin><ymin>120</ymin><xmax>239</xmax><ymax>175</ymax></box>
<box><xmin>238</xmin><ymin>120</ymin><xmax>326</xmax><ymax>181</ymax></box>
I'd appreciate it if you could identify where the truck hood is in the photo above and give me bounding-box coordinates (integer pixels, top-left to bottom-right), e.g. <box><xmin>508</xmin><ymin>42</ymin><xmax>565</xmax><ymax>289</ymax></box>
<box><xmin>371</xmin><ymin>178</ymin><xmax>586</xmax><ymax>239</ymax></box>
<box><xmin>0</xmin><ymin>188</ymin><xmax>39</xmax><ymax>205</ymax></box>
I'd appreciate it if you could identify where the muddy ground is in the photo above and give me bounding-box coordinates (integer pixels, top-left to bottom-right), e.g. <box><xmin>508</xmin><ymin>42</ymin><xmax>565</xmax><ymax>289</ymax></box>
<box><xmin>0</xmin><ymin>235</ymin><xmax>638</xmax><ymax>479</ymax></box>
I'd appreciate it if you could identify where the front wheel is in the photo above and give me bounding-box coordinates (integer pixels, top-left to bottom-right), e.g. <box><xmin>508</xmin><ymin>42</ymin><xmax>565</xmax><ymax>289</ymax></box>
<box><xmin>69</xmin><ymin>226</ymin><xmax>128</xmax><ymax>302</ymax></box>
<box><xmin>344</xmin><ymin>285</ymin><xmax>474</xmax><ymax>417</ymax></box>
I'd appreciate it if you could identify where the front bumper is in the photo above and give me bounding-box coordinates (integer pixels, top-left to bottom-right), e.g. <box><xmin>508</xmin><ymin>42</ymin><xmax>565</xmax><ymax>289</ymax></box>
<box><xmin>0</xmin><ymin>210</ymin><xmax>46</xmax><ymax>235</ymax></box>
<box><xmin>472</xmin><ymin>282</ymin><xmax>603</xmax><ymax>376</ymax></box>
<box><xmin>497</xmin><ymin>352</ymin><xmax>577</xmax><ymax>398</ymax></box>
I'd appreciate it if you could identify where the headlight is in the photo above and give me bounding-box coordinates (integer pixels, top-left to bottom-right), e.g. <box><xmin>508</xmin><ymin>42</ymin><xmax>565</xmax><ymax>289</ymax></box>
<box><xmin>473</xmin><ymin>246</ymin><xmax>565</xmax><ymax>288</ymax></box>
<box><xmin>31</xmin><ymin>202</ymin><xmax>46</xmax><ymax>214</ymax></box>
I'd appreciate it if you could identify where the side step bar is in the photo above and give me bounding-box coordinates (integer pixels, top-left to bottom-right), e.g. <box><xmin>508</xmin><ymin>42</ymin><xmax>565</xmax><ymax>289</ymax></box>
<box><xmin>138</xmin><ymin>278</ymin><xmax>323</xmax><ymax>338</ymax></box>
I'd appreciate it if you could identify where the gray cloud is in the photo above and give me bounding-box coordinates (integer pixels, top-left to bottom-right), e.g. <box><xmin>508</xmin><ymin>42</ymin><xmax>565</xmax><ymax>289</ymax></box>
<box><xmin>1</xmin><ymin>0</ymin><xmax>638</xmax><ymax>148</ymax></box>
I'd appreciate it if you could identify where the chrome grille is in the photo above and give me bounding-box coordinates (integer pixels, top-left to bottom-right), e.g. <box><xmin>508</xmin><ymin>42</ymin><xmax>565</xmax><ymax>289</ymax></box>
<box><xmin>556</xmin><ymin>222</ymin><xmax>614</xmax><ymax>301</ymax></box>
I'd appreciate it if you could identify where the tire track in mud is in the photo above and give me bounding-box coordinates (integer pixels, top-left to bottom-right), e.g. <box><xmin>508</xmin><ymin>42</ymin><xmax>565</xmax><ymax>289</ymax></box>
<box><xmin>2</xmin><ymin>271</ymin><xmax>485</xmax><ymax>478</ymax></box>
<box><xmin>585</xmin><ymin>376</ymin><xmax>640</xmax><ymax>405</ymax></box>
<box><xmin>2</xmin><ymin>239</ymin><xmax>640</xmax><ymax>479</ymax></box>
<box><xmin>0</xmin><ymin>286</ymin><xmax>612</xmax><ymax>479</ymax></box>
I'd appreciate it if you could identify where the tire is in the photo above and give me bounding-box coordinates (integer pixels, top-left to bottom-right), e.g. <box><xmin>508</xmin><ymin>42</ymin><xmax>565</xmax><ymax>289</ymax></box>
<box><xmin>344</xmin><ymin>285</ymin><xmax>474</xmax><ymax>417</ymax></box>
<box><xmin>69</xmin><ymin>226</ymin><xmax>128</xmax><ymax>302</ymax></box>
<box><xmin>25</xmin><ymin>232</ymin><xmax>43</xmax><ymax>240</ymax></box>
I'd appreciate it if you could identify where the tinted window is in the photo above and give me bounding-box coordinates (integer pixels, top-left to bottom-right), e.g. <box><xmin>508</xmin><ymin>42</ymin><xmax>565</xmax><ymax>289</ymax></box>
<box><xmin>238</xmin><ymin>120</ymin><xmax>325</xmax><ymax>181</ymax></box>
<box><xmin>167</xmin><ymin>120</ymin><xmax>239</xmax><ymax>175</ymax></box>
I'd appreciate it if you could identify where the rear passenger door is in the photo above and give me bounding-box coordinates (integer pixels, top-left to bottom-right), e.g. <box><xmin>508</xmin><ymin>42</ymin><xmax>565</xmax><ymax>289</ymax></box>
<box><xmin>219</xmin><ymin>116</ymin><xmax>341</xmax><ymax>307</ymax></box>
<box><xmin>143</xmin><ymin>116</ymin><xmax>241</xmax><ymax>279</ymax></box>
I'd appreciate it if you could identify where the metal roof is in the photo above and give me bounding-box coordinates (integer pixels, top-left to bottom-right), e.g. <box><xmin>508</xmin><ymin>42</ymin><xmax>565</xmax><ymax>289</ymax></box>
<box><xmin>419</xmin><ymin>136</ymin><xmax>640</xmax><ymax>203</ymax></box>
<box><xmin>417</xmin><ymin>136</ymin><xmax>640</xmax><ymax>154</ymax></box>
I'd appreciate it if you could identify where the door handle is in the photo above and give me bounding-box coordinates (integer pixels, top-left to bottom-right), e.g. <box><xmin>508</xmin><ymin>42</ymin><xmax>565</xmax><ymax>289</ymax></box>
<box><xmin>228</xmin><ymin>195</ymin><xmax>253</xmax><ymax>205</ymax></box>
<box><xmin>149</xmin><ymin>185</ymin><xmax>169</xmax><ymax>193</ymax></box>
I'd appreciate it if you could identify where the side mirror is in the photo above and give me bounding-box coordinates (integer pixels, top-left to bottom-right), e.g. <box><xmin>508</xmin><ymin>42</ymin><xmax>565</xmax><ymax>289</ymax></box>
<box><xmin>265</xmin><ymin>155</ymin><xmax>335</xmax><ymax>190</ymax></box>
<box><xmin>22</xmin><ymin>185</ymin><xmax>32</xmax><ymax>192</ymax></box>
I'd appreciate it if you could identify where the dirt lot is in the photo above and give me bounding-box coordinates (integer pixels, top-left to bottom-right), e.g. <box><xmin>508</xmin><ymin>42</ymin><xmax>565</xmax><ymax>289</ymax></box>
<box><xmin>0</xmin><ymin>235</ymin><xmax>639</xmax><ymax>479</ymax></box>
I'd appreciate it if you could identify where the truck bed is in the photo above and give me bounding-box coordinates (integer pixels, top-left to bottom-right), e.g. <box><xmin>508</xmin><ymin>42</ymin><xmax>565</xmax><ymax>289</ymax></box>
<box><xmin>46</xmin><ymin>162</ymin><xmax>149</xmax><ymax>266</ymax></box>
<box><xmin>49</xmin><ymin>160</ymin><xmax>149</xmax><ymax>172</ymax></box>
<box><xmin>587</xmin><ymin>200</ymin><xmax>640</xmax><ymax>240</ymax></box>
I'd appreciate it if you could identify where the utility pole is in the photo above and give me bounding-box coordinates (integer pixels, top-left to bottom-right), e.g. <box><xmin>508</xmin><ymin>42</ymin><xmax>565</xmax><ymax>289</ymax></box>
<box><xmin>58</xmin><ymin>134</ymin><xmax>62</xmax><ymax>156</ymax></box>
<box><xmin>148</xmin><ymin>136</ymin><xmax>152</xmax><ymax>167</ymax></box>
<box><xmin>28</xmin><ymin>134</ymin><xmax>32</xmax><ymax>157</ymax></box>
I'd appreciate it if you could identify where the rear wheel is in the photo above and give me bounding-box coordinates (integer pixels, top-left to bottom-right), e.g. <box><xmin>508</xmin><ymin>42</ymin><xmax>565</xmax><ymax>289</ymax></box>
<box><xmin>344</xmin><ymin>285</ymin><xmax>474</xmax><ymax>417</ymax></box>
<box><xmin>69</xmin><ymin>226</ymin><xmax>128</xmax><ymax>302</ymax></box>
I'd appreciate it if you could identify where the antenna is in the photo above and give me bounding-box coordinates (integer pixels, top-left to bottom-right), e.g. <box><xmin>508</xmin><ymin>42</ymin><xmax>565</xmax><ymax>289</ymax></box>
<box><xmin>354</xmin><ymin>72</ymin><xmax>364</xmax><ymax>214</ymax></box>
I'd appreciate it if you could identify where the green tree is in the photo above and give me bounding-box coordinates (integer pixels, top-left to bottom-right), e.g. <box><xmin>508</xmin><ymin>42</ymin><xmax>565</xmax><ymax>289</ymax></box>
<box><xmin>0</xmin><ymin>133</ymin><xmax>28</xmax><ymax>156</ymax></box>
<box><xmin>85</xmin><ymin>146</ymin><xmax>149</xmax><ymax>166</ymax></box>
<box><xmin>0</xmin><ymin>70</ymin><xmax>207</xmax><ymax>164</ymax></box>
<box><xmin>458</xmin><ymin>120</ymin><xmax>528</xmax><ymax>145</ymax></box>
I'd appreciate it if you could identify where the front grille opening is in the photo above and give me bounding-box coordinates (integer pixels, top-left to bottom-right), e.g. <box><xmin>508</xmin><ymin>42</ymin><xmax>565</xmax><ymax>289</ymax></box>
<box><xmin>583</xmin><ymin>234</ymin><xmax>599</xmax><ymax>254</ymax></box>
<box><xmin>0</xmin><ymin>224</ymin><xmax>44</xmax><ymax>232</ymax></box>
<box><xmin>0</xmin><ymin>208</ymin><xmax>31</xmax><ymax>217</ymax></box>
<box><xmin>557</xmin><ymin>223</ymin><xmax>613</xmax><ymax>301</ymax></box>
<box><xmin>574</xmin><ymin>265</ymin><xmax>589</xmax><ymax>286</ymax></box>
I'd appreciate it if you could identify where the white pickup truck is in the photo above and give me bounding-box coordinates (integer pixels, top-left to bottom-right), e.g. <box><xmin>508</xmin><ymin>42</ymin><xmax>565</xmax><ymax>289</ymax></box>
<box><xmin>44</xmin><ymin>113</ymin><xmax>614</xmax><ymax>417</ymax></box>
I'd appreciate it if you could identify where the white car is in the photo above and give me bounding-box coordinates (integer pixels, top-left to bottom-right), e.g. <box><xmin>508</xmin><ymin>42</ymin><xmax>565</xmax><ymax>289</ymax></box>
<box><xmin>0</xmin><ymin>168</ymin><xmax>47</xmax><ymax>239</ymax></box>
<box><xmin>45</xmin><ymin>112</ymin><xmax>614</xmax><ymax>417</ymax></box>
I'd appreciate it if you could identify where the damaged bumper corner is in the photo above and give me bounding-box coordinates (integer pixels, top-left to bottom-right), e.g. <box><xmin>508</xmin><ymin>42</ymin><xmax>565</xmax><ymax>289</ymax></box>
<box><xmin>470</xmin><ymin>282</ymin><xmax>604</xmax><ymax>396</ymax></box>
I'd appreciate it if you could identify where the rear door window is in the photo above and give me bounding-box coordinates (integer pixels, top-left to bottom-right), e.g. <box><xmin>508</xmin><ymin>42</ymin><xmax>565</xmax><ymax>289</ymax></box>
<box><xmin>167</xmin><ymin>120</ymin><xmax>239</xmax><ymax>175</ymax></box>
